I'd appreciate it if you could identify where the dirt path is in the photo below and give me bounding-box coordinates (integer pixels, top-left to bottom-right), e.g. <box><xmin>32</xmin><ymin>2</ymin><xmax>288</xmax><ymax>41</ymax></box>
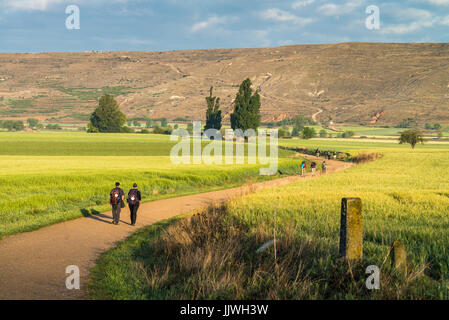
<box><xmin>0</xmin><ymin>156</ymin><xmax>352</xmax><ymax>300</ymax></box>
<box><xmin>312</xmin><ymin>108</ymin><xmax>323</xmax><ymax>124</ymax></box>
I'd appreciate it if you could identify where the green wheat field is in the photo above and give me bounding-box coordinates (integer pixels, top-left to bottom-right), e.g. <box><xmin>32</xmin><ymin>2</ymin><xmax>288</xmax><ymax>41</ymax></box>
<box><xmin>89</xmin><ymin>138</ymin><xmax>449</xmax><ymax>299</ymax></box>
<box><xmin>0</xmin><ymin>131</ymin><xmax>299</xmax><ymax>237</ymax></box>
<box><xmin>2</xmin><ymin>131</ymin><xmax>449</xmax><ymax>299</ymax></box>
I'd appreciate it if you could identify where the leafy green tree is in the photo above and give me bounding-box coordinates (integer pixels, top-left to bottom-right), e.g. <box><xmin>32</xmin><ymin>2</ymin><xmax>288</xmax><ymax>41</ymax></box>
<box><xmin>291</xmin><ymin>115</ymin><xmax>311</xmax><ymax>137</ymax></box>
<box><xmin>278</xmin><ymin>125</ymin><xmax>291</xmax><ymax>138</ymax></box>
<box><xmin>2</xmin><ymin>120</ymin><xmax>24</xmax><ymax>131</ymax></box>
<box><xmin>399</xmin><ymin>129</ymin><xmax>424</xmax><ymax>149</ymax></box>
<box><xmin>187</xmin><ymin>123</ymin><xmax>193</xmax><ymax>134</ymax></box>
<box><xmin>230</xmin><ymin>78</ymin><xmax>261</xmax><ymax>131</ymax></box>
<box><xmin>89</xmin><ymin>95</ymin><xmax>126</xmax><ymax>133</ymax></box>
<box><xmin>425</xmin><ymin>123</ymin><xmax>432</xmax><ymax>130</ymax></box>
<box><xmin>319</xmin><ymin>129</ymin><xmax>327</xmax><ymax>138</ymax></box>
<box><xmin>397</xmin><ymin>118</ymin><xmax>417</xmax><ymax>129</ymax></box>
<box><xmin>146</xmin><ymin>119</ymin><xmax>153</xmax><ymax>128</ymax></box>
<box><xmin>342</xmin><ymin>131</ymin><xmax>355</xmax><ymax>138</ymax></box>
<box><xmin>2</xmin><ymin>120</ymin><xmax>14</xmax><ymax>131</ymax></box>
<box><xmin>27</xmin><ymin>118</ymin><xmax>40</xmax><ymax>129</ymax></box>
<box><xmin>133</xmin><ymin>120</ymin><xmax>140</xmax><ymax>127</ymax></box>
<box><xmin>160</xmin><ymin>118</ymin><xmax>168</xmax><ymax>127</ymax></box>
<box><xmin>433</xmin><ymin>123</ymin><xmax>442</xmax><ymax>130</ymax></box>
<box><xmin>292</xmin><ymin>126</ymin><xmax>300</xmax><ymax>137</ymax></box>
<box><xmin>302</xmin><ymin>127</ymin><xmax>316</xmax><ymax>140</ymax></box>
<box><xmin>292</xmin><ymin>115</ymin><xmax>309</xmax><ymax>129</ymax></box>
<box><xmin>278</xmin><ymin>128</ymin><xmax>290</xmax><ymax>138</ymax></box>
<box><xmin>1</xmin><ymin>120</ymin><xmax>23</xmax><ymax>131</ymax></box>
<box><xmin>13</xmin><ymin>121</ymin><xmax>24</xmax><ymax>131</ymax></box>
<box><xmin>204</xmin><ymin>87</ymin><xmax>222</xmax><ymax>131</ymax></box>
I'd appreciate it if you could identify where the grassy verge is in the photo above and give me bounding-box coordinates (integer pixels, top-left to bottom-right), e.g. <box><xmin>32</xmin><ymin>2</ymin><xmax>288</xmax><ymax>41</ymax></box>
<box><xmin>89</xmin><ymin>204</ymin><xmax>441</xmax><ymax>300</ymax></box>
<box><xmin>89</xmin><ymin>140</ymin><xmax>449</xmax><ymax>300</ymax></box>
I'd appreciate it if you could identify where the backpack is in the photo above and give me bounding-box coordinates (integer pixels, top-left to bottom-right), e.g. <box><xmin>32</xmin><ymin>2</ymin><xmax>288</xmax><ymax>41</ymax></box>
<box><xmin>128</xmin><ymin>189</ymin><xmax>139</xmax><ymax>205</ymax></box>
<box><xmin>111</xmin><ymin>188</ymin><xmax>121</xmax><ymax>205</ymax></box>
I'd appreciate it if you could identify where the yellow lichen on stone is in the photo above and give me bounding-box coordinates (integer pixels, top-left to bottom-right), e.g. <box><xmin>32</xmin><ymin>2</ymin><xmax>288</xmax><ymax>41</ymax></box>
<box><xmin>340</xmin><ymin>198</ymin><xmax>363</xmax><ymax>260</ymax></box>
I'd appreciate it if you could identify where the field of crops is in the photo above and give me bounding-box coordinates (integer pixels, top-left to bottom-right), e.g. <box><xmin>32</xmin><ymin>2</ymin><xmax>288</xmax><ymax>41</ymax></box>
<box><xmin>0</xmin><ymin>132</ymin><xmax>299</xmax><ymax>237</ymax></box>
<box><xmin>90</xmin><ymin>138</ymin><xmax>449</xmax><ymax>299</ymax></box>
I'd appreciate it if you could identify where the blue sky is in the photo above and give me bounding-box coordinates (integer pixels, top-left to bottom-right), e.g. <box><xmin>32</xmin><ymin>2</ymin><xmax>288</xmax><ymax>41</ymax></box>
<box><xmin>0</xmin><ymin>0</ymin><xmax>448</xmax><ymax>52</ymax></box>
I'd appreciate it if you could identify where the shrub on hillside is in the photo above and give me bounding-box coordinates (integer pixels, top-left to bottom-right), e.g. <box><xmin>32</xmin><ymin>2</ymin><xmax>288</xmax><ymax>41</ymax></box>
<box><xmin>45</xmin><ymin>124</ymin><xmax>62</xmax><ymax>130</ymax></box>
<box><xmin>153</xmin><ymin>126</ymin><xmax>173</xmax><ymax>135</ymax></box>
<box><xmin>120</xmin><ymin>126</ymin><xmax>135</xmax><ymax>133</ymax></box>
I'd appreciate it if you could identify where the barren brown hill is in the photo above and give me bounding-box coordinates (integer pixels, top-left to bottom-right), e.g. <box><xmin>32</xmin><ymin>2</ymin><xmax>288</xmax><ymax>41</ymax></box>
<box><xmin>1</xmin><ymin>42</ymin><xmax>449</xmax><ymax>125</ymax></box>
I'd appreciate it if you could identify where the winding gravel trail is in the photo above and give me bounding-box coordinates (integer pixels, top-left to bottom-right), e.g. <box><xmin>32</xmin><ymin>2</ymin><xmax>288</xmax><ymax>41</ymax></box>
<box><xmin>0</xmin><ymin>156</ymin><xmax>352</xmax><ymax>300</ymax></box>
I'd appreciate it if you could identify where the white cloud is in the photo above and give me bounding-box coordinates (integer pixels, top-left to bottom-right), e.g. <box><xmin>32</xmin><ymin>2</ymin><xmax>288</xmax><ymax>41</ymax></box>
<box><xmin>381</xmin><ymin>21</ymin><xmax>431</xmax><ymax>34</ymax></box>
<box><xmin>292</xmin><ymin>0</ymin><xmax>314</xmax><ymax>9</ymax></box>
<box><xmin>0</xmin><ymin>0</ymin><xmax>132</xmax><ymax>11</ymax></box>
<box><xmin>2</xmin><ymin>0</ymin><xmax>66</xmax><ymax>11</ymax></box>
<box><xmin>260</xmin><ymin>8</ymin><xmax>314</xmax><ymax>26</ymax></box>
<box><xmin>441</xmin><ymin>15</ymin><xmax>449</xmax><ymax>25</ymax></box>
<box><xmin>380</xmin><ymin>8</ymin><xmax>441</xmax><ymax>34</ymax></box>
<box><xmin>190</xmin><ymin>15</ymin><xmax>227</xmax><ymax>33</ymax></box>
<box><xmin>317</xmin><ymin>0</ymin><xmax>364</xmax><ymax>16</ymax></box>
<box><xmin>426</xmin><ymin>0</ymin><xmax>449</xmax><ymax>6</ymax></box>
<box><xmin>253</xmin><ymin>29</ymin><xmax>271</xmax><ymax>47</ymax></box>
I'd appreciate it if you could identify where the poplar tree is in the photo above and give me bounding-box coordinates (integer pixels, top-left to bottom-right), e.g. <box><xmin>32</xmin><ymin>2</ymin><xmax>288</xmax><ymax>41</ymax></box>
<box><xmin>204</xmin><ymin>87</ymin><xmax>222</xmax><ymax>131</ymax></box>
<box><xmin>230</xmin><ymin>78</ymin><xmax>261</xmax><ymax>131</ymax></box>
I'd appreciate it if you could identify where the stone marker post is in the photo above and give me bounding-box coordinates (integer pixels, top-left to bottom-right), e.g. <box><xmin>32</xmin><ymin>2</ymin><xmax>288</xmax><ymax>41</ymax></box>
<box><xmin>339</xmin><ymin>198</ymin><xmax>363</xmax><ymax>260</ymax></box>
<box><xmin>391</xmin><ymin>240</ymin><xmax>407</xmax><ymax>273</ymax></box>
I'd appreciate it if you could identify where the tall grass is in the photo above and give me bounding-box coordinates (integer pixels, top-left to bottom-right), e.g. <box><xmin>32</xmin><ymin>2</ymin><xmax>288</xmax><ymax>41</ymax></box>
<box><xmin>90</xmin><ymin>204</ymin><xmax>440</xmax><ymax>300</ymax></box>
<box><xmin>89</xmin><ymin>140</ymin><xmax>449</xmax><ymax>299</ymax></box>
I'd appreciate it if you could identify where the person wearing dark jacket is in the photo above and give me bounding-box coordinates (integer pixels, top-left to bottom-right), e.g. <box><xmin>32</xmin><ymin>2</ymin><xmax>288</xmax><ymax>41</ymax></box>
<box><xmin>322</xmin><ymin>161</ymin><xmax>327</xmax><ymax>173</ymax></box>
<box><xmin>127</xmin><ymin>183</ymin><xmax>142</xmax><ymax>226</ymax></box>
<box><xmin>110</xmin><ymin>182</ymin><xmax>125</xmax><ymax>225</ymax></box>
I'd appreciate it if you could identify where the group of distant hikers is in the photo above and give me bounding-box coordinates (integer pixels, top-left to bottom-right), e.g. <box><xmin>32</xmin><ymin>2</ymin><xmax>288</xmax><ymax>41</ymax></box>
<box><xmin>315</xmin><ymin>148</ymin><xmax>338</xmax><ymax>160</ymax></box>
<box><xmin>300</xmin><ymin>160</ymin><xmax>326</xmax><ymax>175</ymax></box>
<box><xmin>300</xmin><ymin>148</ymin><xmax>332</xmax><ymax>176</ymax></box>
<box><xmin>109</xmin><ymin>182</ymin><xmax>142</xmax><ymax>225</ymax></box>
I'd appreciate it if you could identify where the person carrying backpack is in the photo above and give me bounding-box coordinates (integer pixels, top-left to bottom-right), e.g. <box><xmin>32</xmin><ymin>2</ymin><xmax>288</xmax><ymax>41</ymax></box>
<box><xmin>311</xmin><ymin>162</ymin><xmax>317</xmax><ymax>175</ymax></box>
<box><xmin>110</xmin><ymin>182</ymin><xmax>125</xmax><ymax>225</ymax></box>
<box><xmin>300</xmin><ymin>161</ymin><xmax>307</xmax><ymax>175</ymax></box>
<box><xmin>127</xmin><ymin>183</ymin><xmax>141</xmax><ymax>226</ymax></box>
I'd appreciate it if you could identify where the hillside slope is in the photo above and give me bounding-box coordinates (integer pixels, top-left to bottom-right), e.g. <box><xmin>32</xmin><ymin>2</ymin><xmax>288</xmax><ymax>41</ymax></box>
<box><xmin>1</xmin><ymin>42</ymin><xmax>449</xmax><ymax>125</ymax></box>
